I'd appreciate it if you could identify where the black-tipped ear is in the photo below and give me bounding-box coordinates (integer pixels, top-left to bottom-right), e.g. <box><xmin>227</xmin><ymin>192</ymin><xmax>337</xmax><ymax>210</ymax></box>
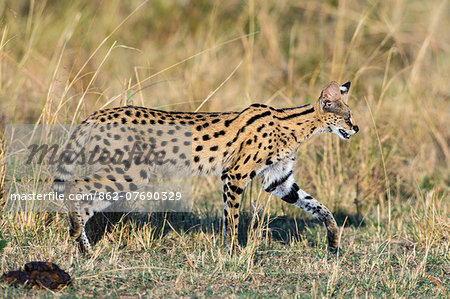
<box><xmin>340</xmin><ymin>81</ymin><xmax>351</xmax><ymax>94</ymax></box>
<box><xmin>339</xmin><ymin>81</ymin><xmax>351</xmax><ymax>94</ymax></box>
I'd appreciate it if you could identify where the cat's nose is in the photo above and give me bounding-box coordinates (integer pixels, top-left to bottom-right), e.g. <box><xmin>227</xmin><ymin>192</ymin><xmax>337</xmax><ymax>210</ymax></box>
<box><xmin>353</xmin><ymin>125</ymin><xmax>359</xmax><ymax>133</ymax></box>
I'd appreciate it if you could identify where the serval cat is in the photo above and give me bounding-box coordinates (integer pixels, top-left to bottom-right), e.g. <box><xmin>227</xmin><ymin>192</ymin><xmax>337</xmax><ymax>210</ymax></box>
<box><xmin>53</xmin><ymin>81</ymin><xmax>359</xmax><ymax>254</ymax></box>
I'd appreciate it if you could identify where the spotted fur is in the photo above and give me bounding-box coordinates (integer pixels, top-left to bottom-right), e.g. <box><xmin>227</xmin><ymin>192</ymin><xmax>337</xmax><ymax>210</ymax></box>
<box><xmin>54</xmin><ymin>81</ymin><xmax>359</xmax><ymax>253</ymax></box>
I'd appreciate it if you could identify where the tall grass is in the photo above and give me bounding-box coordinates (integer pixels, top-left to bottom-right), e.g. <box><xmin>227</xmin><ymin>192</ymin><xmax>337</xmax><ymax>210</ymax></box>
<box><xmin>0</xmin><ymin>0</ymin><xmax>448</xmax><ymax>297</ymax></box>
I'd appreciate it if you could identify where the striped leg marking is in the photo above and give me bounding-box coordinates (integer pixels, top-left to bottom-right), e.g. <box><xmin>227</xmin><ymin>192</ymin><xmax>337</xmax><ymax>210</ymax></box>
<box><xmin>221</xmin><ymin>171</ymin><xmax>249</xmax><ymax>254</ymax></box>
<box><xmin>262</xmin><ymin>170</ymin><xmax>339</xmax><ymax>252</ymax></box>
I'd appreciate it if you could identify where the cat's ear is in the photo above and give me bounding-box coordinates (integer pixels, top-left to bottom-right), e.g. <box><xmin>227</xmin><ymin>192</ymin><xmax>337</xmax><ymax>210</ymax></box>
<box><xmin>319</xmin><ymin>82</ymin><xmax>341</xmax><ymax>112</ymax></box>
<box><xmin>340</xmin><ymin>81</ymin><xmax>351</xmax><ymax>94</ymax></box>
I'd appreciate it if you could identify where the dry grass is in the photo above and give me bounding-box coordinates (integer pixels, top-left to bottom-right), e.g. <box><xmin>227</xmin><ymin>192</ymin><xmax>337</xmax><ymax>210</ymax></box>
<box><xmin>0</xmin><ymin>0</ymin><xmax>449</xmax><ymax>297</ymax></box>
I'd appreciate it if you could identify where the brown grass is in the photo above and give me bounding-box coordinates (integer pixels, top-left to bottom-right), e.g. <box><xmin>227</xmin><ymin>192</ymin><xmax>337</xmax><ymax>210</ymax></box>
<box><xmin>0</xmin><ymin>0</ymin><xmax>449</xmax><ymax>297</ymax></box>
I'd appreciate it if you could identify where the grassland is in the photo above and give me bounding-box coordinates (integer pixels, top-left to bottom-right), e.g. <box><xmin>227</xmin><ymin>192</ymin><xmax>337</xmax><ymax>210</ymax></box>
<box><xmin>0</xmin><ymin>0</ymin><xmax>449</xmax><ymax>297</ymax></box>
